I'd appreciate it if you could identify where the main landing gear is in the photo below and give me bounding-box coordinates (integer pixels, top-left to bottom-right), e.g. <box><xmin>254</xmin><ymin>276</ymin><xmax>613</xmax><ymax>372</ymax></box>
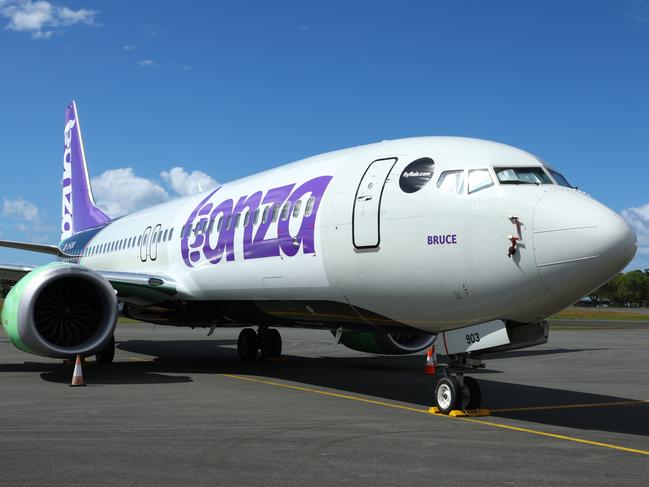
<box><xmin>237</xmin><ymin>327</ymin><xmax>282</xmax><ymax>360</ymax></box>
<box><xmin>95</xmin><ymin>335</ymin><xmax>116</xmax><ymax>365</ymax></box>
<box><xmin>433</xmin><ymin>354</ymin><xmax>483</xmax><ymax>414</ymax></box>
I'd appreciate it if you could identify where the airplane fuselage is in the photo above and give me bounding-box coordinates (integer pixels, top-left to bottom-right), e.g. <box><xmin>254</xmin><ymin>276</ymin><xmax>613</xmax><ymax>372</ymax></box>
<box><xmin>57</xmin><ymin>136</ymin><xmax>636</xmax><ymax>335</ymax></box>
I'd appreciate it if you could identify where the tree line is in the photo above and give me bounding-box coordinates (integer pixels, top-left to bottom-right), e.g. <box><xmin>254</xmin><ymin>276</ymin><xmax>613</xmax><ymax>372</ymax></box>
<box><xmin>590</xmin><ymin>270</ymin><xmax>649</xmax><ymax>308</ymax></box>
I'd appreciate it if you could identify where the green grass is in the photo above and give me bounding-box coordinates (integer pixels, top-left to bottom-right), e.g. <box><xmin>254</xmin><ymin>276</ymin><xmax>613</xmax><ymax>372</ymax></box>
<box><xmin>548</xmin><ymin>308</ymin><xmax>649</xmax><ymax>321</ymax></box>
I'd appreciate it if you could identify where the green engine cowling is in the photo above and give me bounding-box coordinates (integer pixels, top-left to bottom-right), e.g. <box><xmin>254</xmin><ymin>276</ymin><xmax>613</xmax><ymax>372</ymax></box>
<box><xmin>1</xmin><ymin>262</ymin><xmax>117</xmax><ymax>358</ymax></box>
<box><xmin>338</xmin><ymin>331</ymin><xmax>435</xmax><ymax>355</ymax></box>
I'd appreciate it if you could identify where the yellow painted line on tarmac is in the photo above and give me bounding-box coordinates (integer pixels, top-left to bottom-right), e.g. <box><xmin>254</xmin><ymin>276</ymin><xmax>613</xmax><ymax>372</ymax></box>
<box><xmin>221</xmin><ymin>373</ymin><xmax>649</xmax><ymax>457</ymax></box>
<box><xmin>491</xmin><ymin>400</ymin><xmax>649</xmax><ymax>413</ymax></box>
<box><xmin>459</xmin><ymin>417</ymin><xmax>649</xmax><ymax>456</ymax></box>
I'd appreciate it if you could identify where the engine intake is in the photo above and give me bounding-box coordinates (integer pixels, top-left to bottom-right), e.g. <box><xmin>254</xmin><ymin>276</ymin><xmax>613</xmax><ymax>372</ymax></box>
<box><xmin>1</xmin><ymin>263</ymin><xmax>117</xmax><ymax>358</ymax></box>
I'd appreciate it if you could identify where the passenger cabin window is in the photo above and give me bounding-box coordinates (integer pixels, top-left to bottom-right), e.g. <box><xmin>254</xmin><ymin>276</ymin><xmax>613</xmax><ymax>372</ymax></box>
<box><xmin>468</xmin><ymin>169</ymin><xmax>494</xmax><ymax>194</ymax></box>
<box><xmin>305</xmin><ymin>197</ymin><xmax>315</xmax><ymax>217</ymax></box>
<box><xmin>293</xmin><ymin>200</ymin><xmax>302</xmax><ymax>218</ymax></box>
<box><xmin>281</xmin><ymin>202</ymin><xmax>290</xmax><ymax>221</ymax></box>
<box><xmin>437</xmin><ymin>170</ymin><xmax>465</xmax><ymax>194</ymax></box>
<box><xmin>494</xmin><ymin>167</ymin><xmax>552</xmax><ymax>185</ymax></box>
<box><xmin>547</xmin><ymin>168</ymin><xmax>573</xmax><ymax>188</ymax></box>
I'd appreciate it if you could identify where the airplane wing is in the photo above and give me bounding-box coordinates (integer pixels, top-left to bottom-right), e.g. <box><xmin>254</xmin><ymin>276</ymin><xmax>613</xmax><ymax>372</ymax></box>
<box><xmin>0</xmin><ymin>239</ymin><xmax>61</xmax><ymax>256</ymax></box>
<box><xmin>0</xmin><ymin>263</ymin><xmax>177</xmax><ymax>303</ymax></box>
<box><xmin>0</xmin><ymin>263</ymin><xmax>37</xmax><ymax>281</ymax></box>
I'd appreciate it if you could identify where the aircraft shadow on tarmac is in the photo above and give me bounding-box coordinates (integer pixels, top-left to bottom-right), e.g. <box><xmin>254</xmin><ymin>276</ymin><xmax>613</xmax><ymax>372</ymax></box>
<box><xmin>0</xmin><ymin>360</ymin><xmax>194</xmax><ymax>385</ymax></box>
<box><xmin>110</xmin><ymin>339</ymin><xmax>649</xmax><ymax>437</ymax></box>
<box><xmin>8</xmin><ymin>338</ymin><xmax>646</xmax><ymax>437</ymax></box>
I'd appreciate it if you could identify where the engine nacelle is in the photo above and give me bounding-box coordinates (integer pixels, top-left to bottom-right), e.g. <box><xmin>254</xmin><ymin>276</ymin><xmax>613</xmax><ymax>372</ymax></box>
<box><xmin>1</xmin><ymin>262</ymin><xmax>117</xmax><ymax>358</ymax></box>
<box><xmin>339</xmin><ymin>331</ymin><xmax>435</xmax><ymax>355</ymax></box>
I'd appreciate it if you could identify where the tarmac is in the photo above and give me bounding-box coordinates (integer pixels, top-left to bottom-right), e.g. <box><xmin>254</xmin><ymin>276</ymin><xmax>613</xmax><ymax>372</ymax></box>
<box><xmin>0</xmin><ymin>322</ymin><xmax>648</xmax><ymax>486</ymax></box>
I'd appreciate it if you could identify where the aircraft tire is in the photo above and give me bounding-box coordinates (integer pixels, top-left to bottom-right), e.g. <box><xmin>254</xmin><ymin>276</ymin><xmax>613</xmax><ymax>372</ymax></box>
<box><xmin>260</xmin><ymin>329</ymin><xmax>282</xmax><ymax>358</ymax></box>
<box><xmin>95</xmin><ymin>335</ymin><xmax>115</xmax><ymax>365</ymax></box>
<box><xmin>238</xmin><ymin>328</ymin><xmax>259</xmax><ymax>360</ymax></box>
<box><xmin>461</xmin><ymin>376</ymin><xmax>482</xmax><ymax>410</ymax></box>
<box><xmin>434</xmin><ymin>376</ymin><xmax>460</xmax><ymax>414</ymax></box>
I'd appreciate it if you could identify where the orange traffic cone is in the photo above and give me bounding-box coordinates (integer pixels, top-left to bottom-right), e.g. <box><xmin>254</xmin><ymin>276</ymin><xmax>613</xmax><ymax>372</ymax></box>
<box><xmin>424</xmin><ymin>346</ymin><xmax>436</xmax><ymax>375</ymax></box>
<box><xmin>70</xmin><ymin>354</ymin><xmax>86</xmax><ymax>387</ymax></box>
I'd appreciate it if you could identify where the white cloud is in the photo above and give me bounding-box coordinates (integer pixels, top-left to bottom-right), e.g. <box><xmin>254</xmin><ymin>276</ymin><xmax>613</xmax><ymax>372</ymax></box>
<box><xmin>160</xmin><ymin>167</ymin><xmax>219</xmax><ymax>196</ymax></box>
<box><xmin>88</xmin><ymin>166</ymin><xmax>218</xmax><ymax>218</ymax></box>
<box><xmin>91</xmin><ymin>168</ymin><xmax>169</xmax><ymax>217</ymax></box>
<box><xmin>1</xmin><ymin>196</ymin><xmax>54</xmax><ymax>243</ymax></box>
<box><xmin>123</xmin><ymin>44</ymin><xmax>134</xmax><ymax>50</ymax></box>
<box><xmin>622</xmin><ymin>203</ymin><xmax>649</xmax><ymax>257</ymax></box>
<box><xmin>138</xmin><ymin>59</ymin><xmax>155</xmax><ymax>68</ymax></box>
<box><xmin>0</xmin><ymin>1</ymin><xmax>97</xmax><ymax>39</ymax></box>
<box><xmin>3</xmin><ymin>197</ymin><xmax>39</xmax><ymax>221</ymax></box>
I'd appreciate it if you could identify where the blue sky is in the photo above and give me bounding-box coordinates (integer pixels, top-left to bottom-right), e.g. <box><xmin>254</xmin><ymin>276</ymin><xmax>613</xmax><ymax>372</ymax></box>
<box><xmin>1</xmin><ymin>0</ymin><xmax>648</xmax><ymax>268</ymax></box>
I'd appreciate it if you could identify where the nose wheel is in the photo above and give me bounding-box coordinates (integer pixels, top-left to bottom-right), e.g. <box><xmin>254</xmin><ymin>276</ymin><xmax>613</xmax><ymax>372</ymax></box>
<box><xmin>237</xmin><ymin>327</ymin><xmax>282</xmax><ymax>360</ymax></box>
<box><xmin>434</xmin><ymin>377</ymin><xmax>460</xmax><ymax>413</ymax></box>
<box><xmin>433</xmin><ymin>375</ymin><xmax>482</xmax><ymax>414</ymax></box>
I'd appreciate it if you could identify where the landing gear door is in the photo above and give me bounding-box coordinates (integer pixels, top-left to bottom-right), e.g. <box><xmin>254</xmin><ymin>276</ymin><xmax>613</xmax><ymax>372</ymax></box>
<box><xmin>352</xmin><ymin>158</ymin><xmax>397</xmax><ymax>249</ymax></box>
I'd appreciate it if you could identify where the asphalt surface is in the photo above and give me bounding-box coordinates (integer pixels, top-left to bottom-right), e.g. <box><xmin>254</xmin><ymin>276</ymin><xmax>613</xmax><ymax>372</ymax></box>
<box><xmin>0</xmin><ymin>322</ymin><xmax>648</xmax><ymax>486</ymax></box>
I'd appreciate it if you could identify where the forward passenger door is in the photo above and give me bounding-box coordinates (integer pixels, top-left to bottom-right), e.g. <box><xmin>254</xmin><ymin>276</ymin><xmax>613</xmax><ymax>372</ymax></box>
<box><xmin>352</xmin><ymin>158</ymin><xmax>397</xmax><ymax>249</ymax></box>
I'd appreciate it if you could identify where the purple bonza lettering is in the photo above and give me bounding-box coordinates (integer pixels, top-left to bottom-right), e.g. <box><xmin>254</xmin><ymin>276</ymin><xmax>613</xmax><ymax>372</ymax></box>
<box><xmin>181</xmin><ymin>187</ymin><xmax>221</xmax><ymax>266</ymax></box>
<box><xmin>202</xmin><ymin>198</ymin><xmax>234</xmax><ymax>264</ymax></box>
<box><xmin>180</xmin><ymin>176</ymin><xmax>333</xmax><ymax>267</ymax></box>
<box><xmin>278</xmin><ymin>176</ymin><xmax>331</xmax><ymax>256</ymax></box>
<box><xmin>251</xmin><ymin>184</ymin><xmax>295</xmax><ymax>259</ymax></box>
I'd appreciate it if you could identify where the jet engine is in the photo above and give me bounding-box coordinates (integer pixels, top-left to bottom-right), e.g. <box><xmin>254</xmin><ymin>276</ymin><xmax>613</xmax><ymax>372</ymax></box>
<box><xmin>1</xmin><ymin>262</ymin><xmax>117</xmax><ymax>358</ymax></box>
<box><xmin>338</xmin><ymin>330</ymin><xmax>435</xmax><ymax>355</ymax></box>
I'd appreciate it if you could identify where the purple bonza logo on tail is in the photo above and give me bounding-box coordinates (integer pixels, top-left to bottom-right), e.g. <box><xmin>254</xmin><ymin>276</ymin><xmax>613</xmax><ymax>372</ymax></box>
<box><xmin>61</xmin><ymin>116</ymin><xmax>76</xmax><ymax>239</ymax></box>
<box><xmin>181</xmin><ymin>175</ymin><xmax>333</xmax><ymax>267</ymax></box>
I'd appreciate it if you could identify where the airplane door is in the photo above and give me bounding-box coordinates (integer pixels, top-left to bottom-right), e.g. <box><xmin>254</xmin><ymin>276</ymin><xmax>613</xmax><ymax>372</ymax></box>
<box><xmin>352</xmin><ymin>158</ymin><xmax>397</xmax><ymax>248</ymax></box>
<box><xmin>149</xmin><ymin>224</ymin><xmax>161</xmax><ymax>261</ymax></box>
<box><xmin>140</xmin><ymin>226</ymin><xmax>151</xmax><ymax>262</ymax></box>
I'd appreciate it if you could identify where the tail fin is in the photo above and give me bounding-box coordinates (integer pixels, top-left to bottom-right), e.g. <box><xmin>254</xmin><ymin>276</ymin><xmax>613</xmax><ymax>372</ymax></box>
<box><xmin>61</xmin><ymin>101</ymin><xmax>111</xmax><ymax>240</ymax></box>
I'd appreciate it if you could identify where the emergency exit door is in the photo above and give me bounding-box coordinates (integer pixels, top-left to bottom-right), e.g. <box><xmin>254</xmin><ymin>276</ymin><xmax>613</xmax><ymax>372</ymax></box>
<box><xmin>352</xmin><ymin>158</ymin><xmax>397</xmax><ymax>248</ymax></box>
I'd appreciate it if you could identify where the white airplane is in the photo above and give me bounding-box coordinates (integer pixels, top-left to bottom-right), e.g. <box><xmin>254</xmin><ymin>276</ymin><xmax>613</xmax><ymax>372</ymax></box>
<box><xmin>0</xmin><ymin>101</ymin><xmax>636</xmax><ymax>413</ymax></box>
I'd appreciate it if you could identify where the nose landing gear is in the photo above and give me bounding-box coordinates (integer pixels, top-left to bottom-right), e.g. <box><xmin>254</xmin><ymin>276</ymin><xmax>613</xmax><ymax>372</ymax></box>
<box><xmin>432</xmin><ymin>354</ymin><xmax>485</xmax><ymax>415</ymax></box>
<box><xmin>237</xmin><ymin>327</ymin><xmax>282</xmax><ymax>360</ymax></box>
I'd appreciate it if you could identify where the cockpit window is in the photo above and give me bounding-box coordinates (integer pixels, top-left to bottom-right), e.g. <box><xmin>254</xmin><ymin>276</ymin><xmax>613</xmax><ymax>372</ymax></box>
<box><xmin>494</xmin><ymin>167</ymin><xmax>552</xmax><ymax>185</ymax></box>
<box><xmin>547</xmin><ymin>168</ymin><xmax>573</xmax><ymax>188</ymax></box>
<box><xmin>437</xmin><ymin>170</ymin><xmax>465</xmax><ymax>194</ymax></box>
<box><xmin>468</xmin><ymin>169</ymin><xmax>494</xmax><ymax>194</ymax></box>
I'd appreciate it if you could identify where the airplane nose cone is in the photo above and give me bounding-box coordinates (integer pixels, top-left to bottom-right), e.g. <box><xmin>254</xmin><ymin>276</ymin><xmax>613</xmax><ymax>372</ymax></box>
<box><xmin>533</xmin><ymin>190</ymin><xmax>636</xmax><ymax>296</ymax></box>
